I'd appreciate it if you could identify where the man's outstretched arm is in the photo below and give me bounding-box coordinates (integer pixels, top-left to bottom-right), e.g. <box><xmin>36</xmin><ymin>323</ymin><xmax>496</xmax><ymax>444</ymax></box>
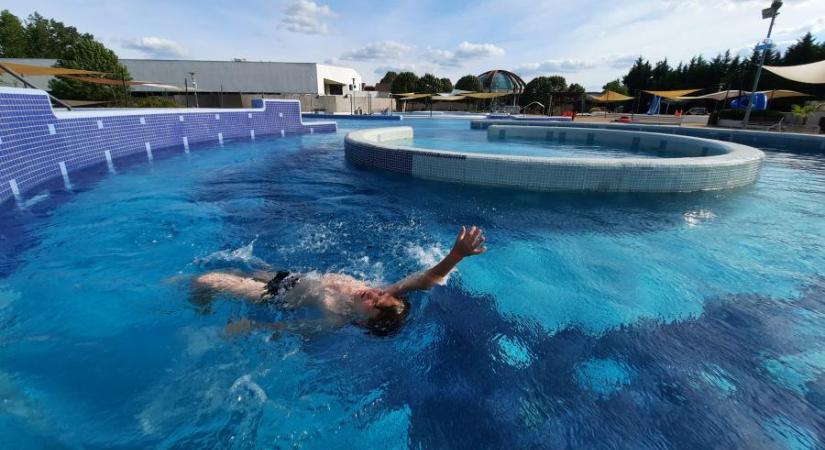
<box><xmin>385</xmin><ymin>225</ymin><xmax>486</xmax><ymax>296</ymax></box>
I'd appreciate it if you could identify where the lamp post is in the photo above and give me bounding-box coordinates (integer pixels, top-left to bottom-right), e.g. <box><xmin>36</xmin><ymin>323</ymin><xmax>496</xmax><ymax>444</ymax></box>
<box><xmin>189</xmin><ymin>72</ymin><xmax>199</xmax><ymax>108</ymax></box>
<box><xmin>742</xmin><ymin>0</ymin><xmax>782</xmax><ymax>128</ymax></box>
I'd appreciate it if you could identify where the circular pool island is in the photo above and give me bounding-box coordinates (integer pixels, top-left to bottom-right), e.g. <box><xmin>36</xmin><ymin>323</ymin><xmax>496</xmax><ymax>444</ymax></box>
<box><xmin>344</xmin><ymin>125</ymin><xmax>765</xmax><ymax>193</ymax></box>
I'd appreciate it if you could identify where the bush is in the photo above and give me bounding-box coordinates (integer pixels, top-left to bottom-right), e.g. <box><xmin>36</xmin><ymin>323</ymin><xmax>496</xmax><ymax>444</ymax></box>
<box><xmin>132</xmin><ymin>96</ymin><xmax>178</xmax><ymax>108</ymax></box>
<box><xmin>717</xmin><ymin>109</ymin><xmax>784</xmax><ymax>121</ymax></box>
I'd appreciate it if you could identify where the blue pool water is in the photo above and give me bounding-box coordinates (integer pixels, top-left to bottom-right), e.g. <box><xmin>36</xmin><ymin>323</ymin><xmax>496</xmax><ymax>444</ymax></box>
<box><xmin>403</xmin><ymin>122</ymin><xmax>685</xmax><ymax>158</ymax></box>
<box><xmin>1</xmin><ymin>118</ymin><xmax>824</xmax><ymax>448</ymax></box>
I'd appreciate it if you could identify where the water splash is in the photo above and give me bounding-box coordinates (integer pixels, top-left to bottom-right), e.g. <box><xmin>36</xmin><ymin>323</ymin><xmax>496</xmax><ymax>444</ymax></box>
<box><xmin>229</xmin><ymin>374</ymin><xmax>268</xmax><ymax>406</ymax></box>
<box><xmin>194</xmin><ymin>238</ymin><xmax>270</xmax><ymax>269</ymax></box>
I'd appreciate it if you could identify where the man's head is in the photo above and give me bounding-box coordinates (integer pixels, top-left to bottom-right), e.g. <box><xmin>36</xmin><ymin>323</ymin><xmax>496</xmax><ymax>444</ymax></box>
<box><xmin>356</xmin><ymin>288</ymin><xmax>409</xmax><ymax>336</ymax></box>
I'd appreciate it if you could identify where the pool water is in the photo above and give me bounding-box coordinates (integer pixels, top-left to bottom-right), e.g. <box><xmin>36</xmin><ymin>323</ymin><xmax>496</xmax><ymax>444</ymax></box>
<box><xmin>1</xmin><ymin>119</ymin><xmax>824</xmax><ymax>448</ymax></box>
<box><xmin>403</xmin><ymin>121</ymin><xmax>685</xmax><ymax>158</ymax></box>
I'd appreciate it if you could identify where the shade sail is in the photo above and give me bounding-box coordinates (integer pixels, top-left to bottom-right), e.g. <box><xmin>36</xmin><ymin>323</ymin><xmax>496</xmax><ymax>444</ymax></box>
<box><xmin>642</xmin><ymin>89</ymin><xmax>702</xmax><ymax>99</ymax></box>
<box><xmin>401</xmin><ymin>93</ymin><xmax>433</xmax><ymax>100</ymax></box>
<box><xmin>764</xmin><ymin>59</ymin><xmax>825</xmax><ymax>84</ymax></box>
<box><xmin>681</xmin><ymin>89</ymin><xmax>810</xmax><ymax>101</ymax></box>
<box><xmin>0</xmin><ymin>62</ymin><xmax>104</xmax><ymax>76</ymax></box>
<box><xmin>59</xmin><ymin>75</ymin><xmax>145</xmax><ymax>86</ymax></box>
<box><xmin>431</xmin><ymin>95</ymin><xmax>466</xmax><ymax>101</ymax></box>
<box><xmin>588</xmin><ymin>90</ymin><xmax>634</xmax><ymax>102</ymax></box>
<box><xmin>462</xmin><ymin>92</ymin><xmax>510</xmax><ymax>99</ymax></box>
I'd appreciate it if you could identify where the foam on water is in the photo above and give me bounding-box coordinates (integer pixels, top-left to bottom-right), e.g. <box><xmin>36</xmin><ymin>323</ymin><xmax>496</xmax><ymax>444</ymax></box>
<box><xmin>194</xmin><ymin>237</ymin><xmax>271</xmax><ymax>269</ymax></box>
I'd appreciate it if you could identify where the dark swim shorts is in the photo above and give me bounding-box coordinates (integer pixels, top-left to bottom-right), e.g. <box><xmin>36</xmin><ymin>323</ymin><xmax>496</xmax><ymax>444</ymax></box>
<box><xmin>263</xmin><ymin>271</ymin><xmax>301</xmax><ymax>300</ymax></box>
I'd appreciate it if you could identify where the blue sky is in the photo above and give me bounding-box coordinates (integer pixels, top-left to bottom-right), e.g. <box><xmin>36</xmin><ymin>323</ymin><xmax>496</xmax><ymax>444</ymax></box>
<box><xmin>4</xmin><ymin>0</ymin><xmax>825</xmax><ymax>89</ymax></box>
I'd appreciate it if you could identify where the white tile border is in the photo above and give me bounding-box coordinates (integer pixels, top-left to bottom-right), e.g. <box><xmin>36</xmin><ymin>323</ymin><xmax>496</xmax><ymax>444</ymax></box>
<box><xmin>345</xmin><ymin>126</ymin><xmax>765</xmax><ymax>193</ymax></box>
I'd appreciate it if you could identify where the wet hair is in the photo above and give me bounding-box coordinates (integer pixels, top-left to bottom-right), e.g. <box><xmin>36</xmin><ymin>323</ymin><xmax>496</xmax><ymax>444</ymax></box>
<box><xmin>364</xmin><ymin>296</ymin><xmax>410</xmax><ymax>337</ymax></box>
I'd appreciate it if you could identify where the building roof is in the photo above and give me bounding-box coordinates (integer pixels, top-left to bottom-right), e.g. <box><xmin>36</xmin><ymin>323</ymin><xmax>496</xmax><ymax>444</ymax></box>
<box><xmin>0</xmin><ymin>58</ymin><xmax>361</xmax><ymax>95</ymax></box>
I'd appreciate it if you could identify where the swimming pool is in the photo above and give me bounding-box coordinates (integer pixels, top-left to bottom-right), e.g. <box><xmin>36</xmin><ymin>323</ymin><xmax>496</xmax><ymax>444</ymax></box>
<box><xmin>1</xmin><ymin>118</ymin><xmax>824</xmax><ymax>448</ymax></box>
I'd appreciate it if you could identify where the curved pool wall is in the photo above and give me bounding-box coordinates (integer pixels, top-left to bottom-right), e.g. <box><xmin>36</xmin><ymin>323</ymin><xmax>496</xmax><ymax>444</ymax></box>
<box><xmin>302</xmin><ymin>113</ymin><xmax>403</xmax><ymax>121</ymax></box>
<box><xmin>471</xmin><ymin>119</ymin><xmax>825</xmax><ymax>153</ymax></box>
<box><xmin>0</xmin><ymin>86</ymin><xmax>336</xmax><ymax>205</ymax></box>
<box><xmin>345</xmin><ymin>125</ymin><xmax>764</xmax><ymax>193</ymax></box>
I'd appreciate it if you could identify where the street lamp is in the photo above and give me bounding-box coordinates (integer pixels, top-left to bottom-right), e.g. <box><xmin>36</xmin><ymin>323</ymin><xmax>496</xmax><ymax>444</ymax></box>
<box><xmin>189</xmin><ymin>71</ymin><xmax>199</xmax><ymax>108</ymax></box>
<box><xmin>742</xmin><ymin>0</ymin><xmax>782</xmax><ymax>128</ymax></box>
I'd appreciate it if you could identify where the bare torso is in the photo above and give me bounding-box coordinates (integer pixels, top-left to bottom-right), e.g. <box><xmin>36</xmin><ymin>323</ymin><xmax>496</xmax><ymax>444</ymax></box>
<box><xmin>279</xmin><ymin>273</ymin><xmax>371</xmax><ymax>320</ymax></box>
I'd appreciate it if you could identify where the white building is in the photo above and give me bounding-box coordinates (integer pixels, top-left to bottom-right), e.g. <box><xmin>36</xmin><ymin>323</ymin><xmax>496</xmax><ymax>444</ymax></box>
<box><xmin>0</xmin><ymin>58</ymin><xmax>373</xmax><ymax>110</ymax></box>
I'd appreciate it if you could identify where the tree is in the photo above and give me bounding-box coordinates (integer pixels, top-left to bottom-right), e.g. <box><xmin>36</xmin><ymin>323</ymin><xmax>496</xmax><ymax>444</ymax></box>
<box><xmin>524</xmin><ymin>76</ymin><xmax>567</xmax><ymax>95</ymax></box>
<box><xmin>455</xmin><ymin>74</ymin><xmax>482</xmax><ymax>92</ymax></box>
<box><xmin>783</xmin><ymin>32</ymin><xmax>824</xmax><ymax>66</ymax></box>
<box><xmin>416</xmin><ymin>73</ymin><xmax>441</xmax><ymax>93</ymax></box>
<box><xmin>379</xmin><ymin>71</ymin><xmax>397</xmax><ymax>85</ymax></box>
<box><xmin>49</xmin><ymin>38</ymin><xmax>131</xmax><ymax>102</ymax></box>
<box><xmin>602</xmin><ymin>79</ymin><xmax>629</xmax><ymax>95</ymax></box>
<box><xmin>24</xmin><ymin>12</ymin><xmax>92</xmax><ymax>58</ymax></box>
<box><xmin>567</xmin><ymin>83</ymin><xmax>585</xmax><ymax>94</ymax></box>
<box><xmin>0</xmin><ymin>10</ymin><xmax>27</xmax><ymax>57</ymax></box>
<box><xmin>390</xmin><ymin>71</ymin><xmax>419</xmax><ymax>94</ymax></box>
<box><xmin>439</xmin><ymin>77</ymin><xmax>453</xmax><ymax>92</ymax></box>
<box><xmin>622</xmin><ymin>57</ymin><xmax>652</xmax><ymax>92</ymax></box>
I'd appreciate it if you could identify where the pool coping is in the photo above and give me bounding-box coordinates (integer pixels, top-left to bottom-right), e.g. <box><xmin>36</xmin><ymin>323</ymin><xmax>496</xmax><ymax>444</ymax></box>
<box><xmin>344</xmin><ymin>125</ymin><xmax>765</xmax><ymax>193</ymax></box>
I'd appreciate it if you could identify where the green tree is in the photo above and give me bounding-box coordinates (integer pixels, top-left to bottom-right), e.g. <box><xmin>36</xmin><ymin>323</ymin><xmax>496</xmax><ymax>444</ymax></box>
<box><xmin>525</xmin><ymin>75</ymin><xmax>567</xmax><ymax>95</ymax></box>
<box><xmin>567</xmin><ymin>83</ymin><xmax>586</xmax><ymax>94</ymax></box>
<box><xmin>622</xmin><ymin>57</ymin><xmax>652</xmax><ymax>92</ymax></box>
<box><xmin>49</xmin><ymin>38</ymin><xmax>131</xmax><ymax>102</ymax></box>
<box><xmin>783</xmin><ymin>32</ymin><xmax>824</xmax><ymax>65</ymax></box>
<box><xmin>24</xmin><ymin>12</ymin><xmax>92</xmax><ymax>58</ymax></box>
<box><xmin>416</xmin><ymin>73</ymin><xmax>441</xmax><ymax>93</ymax></box>
<box><xmin>602</xmin><ymin>79</ymin><xmax>629</xmax><ymax>95</ymax></box>
<box><xmin>439</xmin><ymin>77</ymin><xmax>453</xmax><ymax>92</ymax></box>
<box><xmin>390</xmin><ymin>71</ymin><xmax>419</xmax><ymax>94</ymax></box>
<box><xmin>0</xmin><ymin>10</ymin><xmax>27</xmax><ymax>57</ymax></box>
<box><xmin>455</xmin><ymin>74</ymin><xmax>482</xmax><ymax>91</ymax></box>
<box><xmin>379</xmin><ymin>71</ymin><xmax>397</xmax><ymax>85</ymax></box>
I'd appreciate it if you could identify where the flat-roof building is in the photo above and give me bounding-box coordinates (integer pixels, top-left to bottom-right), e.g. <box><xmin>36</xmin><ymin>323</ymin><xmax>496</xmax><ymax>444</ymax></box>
<box><xmin>0</xmin><ymin>58</ymin><xmax>377</xmax><ymax>110</ymax></box>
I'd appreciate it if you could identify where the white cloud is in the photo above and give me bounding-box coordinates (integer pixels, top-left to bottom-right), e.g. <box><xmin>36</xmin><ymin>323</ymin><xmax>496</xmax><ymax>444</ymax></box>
<box><xmin>373</xmin><ymin>64</ymin><xmax>417</xmax><ymax>75</ymax></box>
<box><xmin>516</xmin><ymin>59</ymin><xmax>598</xmax><ymax>75</ymax></box>
<box><xmin>776</xmin><ymin>16</ymin><xmax>825</xmax><ymax>37</ymax></box>
<box><xmin>121</xmin><ymin>37</ymin><xmax>188</xmax><ymax>58</ymax></box>
<box><xmin>515</xmin><ymin>54</ymin><xmax>640</xmax><ymax>77</ymax></box>
<box><xmin>281</xmin><ymin>0</ymin><xmax>334</xmax><ymax>34</ymax></box>
<box><xmin>426</xmin><ymin>41</ymin><xmax>505</xmax><ymax>67</ymax></box>
<box><xmin>341</xmin><ymin>41</ymin><xmax>412</xmax><ymax>61</ymax></box>
<box><xmin>604</xmin><ymin>54</ymin><xmax>639</xmax><ymax>70</ymax></box>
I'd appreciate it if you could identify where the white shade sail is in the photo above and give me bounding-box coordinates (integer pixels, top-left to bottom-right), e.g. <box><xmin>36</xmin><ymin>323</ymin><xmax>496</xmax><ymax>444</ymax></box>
<box><xmin>763</xmin><ymin>59</ymin><xmax>825</xmax><ymax>84</ymax></box>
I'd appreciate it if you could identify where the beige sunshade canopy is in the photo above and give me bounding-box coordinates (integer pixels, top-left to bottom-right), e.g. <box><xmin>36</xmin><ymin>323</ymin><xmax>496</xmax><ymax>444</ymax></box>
<box><xmin>431</xmin><ymin>95</ymin><xmax>466</xmax><ymax>101</ymax></box>
<box><xmin>462</xmin><ymin>92</ymin><xmax>510</xmax><ymax>99</ymax></box>
<box><xmin>400</xmin><ymin>93</ymin><xmax>434</xmax><ymax>100</ymax></box>
<box><xmin>681</xmin><ymin>89</ymin><xmax>810</xmax><ymax>101</ymax></box>
<box><xmin>588</xmin><ymin>90</ymin><xmax>634</xmax><ymax>102</ymax></box>
<box><xmin>764</xmin><ymin>59</ymin><xmax>825</xmax><ymax>84</ymax></box>
<box><xmin>642</xmin><ymin>89</ymin><xmax>702</xmax><ymax>99</ymax></box>
<box><xmin>0</xmin><ymin>62</ymin><xmax>104</xmax><ymax>76</ymax></box>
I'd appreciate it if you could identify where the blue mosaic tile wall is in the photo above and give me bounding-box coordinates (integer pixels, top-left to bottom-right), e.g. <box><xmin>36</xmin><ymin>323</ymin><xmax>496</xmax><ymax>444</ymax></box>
<box><xmin>0</xmin><ymin>87</ymin><xmax>336</xmax><ymax>205</ymax></box>
<box><xmin>303</xmin><ymin>113</ymin><xmax>402</xmax><ymax>121</ymax></box>
<box><xmin>470</xmin><ymin>119</ymin><xmax>825</xmax><ymax>153</ymax></box>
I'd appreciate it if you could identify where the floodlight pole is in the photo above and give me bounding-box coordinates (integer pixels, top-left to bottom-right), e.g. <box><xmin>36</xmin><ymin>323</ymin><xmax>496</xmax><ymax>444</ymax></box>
<box><xmin>743</xmin><ymin>1</ymin><xmax>781</xmax><ymax>128</ymax></box>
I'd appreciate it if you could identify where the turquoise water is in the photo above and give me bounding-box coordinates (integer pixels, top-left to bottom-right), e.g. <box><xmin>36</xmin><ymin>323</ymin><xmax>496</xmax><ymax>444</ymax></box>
<box><xmin>403</xmin><ymin>123</ymin><xmax>682</xmax><ymax>158</ymax></box>
<box><xmin>0</xmin><ymin>119</ymin><xmax>824</xmax><ymax>448</ymax></box>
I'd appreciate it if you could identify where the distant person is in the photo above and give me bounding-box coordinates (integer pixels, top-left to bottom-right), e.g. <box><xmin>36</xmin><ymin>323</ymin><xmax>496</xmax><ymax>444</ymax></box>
<box><xmin>572</xmin><ymin>110</ymin><xmax>577</xmax><ymax>121</ymax></box>
<box><xmin>193</xmin><ymin>226</ymin><xmax>487</xmax><ymax>336</ymax></box>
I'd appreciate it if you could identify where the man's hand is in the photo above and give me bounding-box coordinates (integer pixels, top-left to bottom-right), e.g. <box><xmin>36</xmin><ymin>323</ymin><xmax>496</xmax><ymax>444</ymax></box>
<box><xmin>450</xmin><ymin>225</ymin><xmax>487</xmax><ymax>259</ymax></box>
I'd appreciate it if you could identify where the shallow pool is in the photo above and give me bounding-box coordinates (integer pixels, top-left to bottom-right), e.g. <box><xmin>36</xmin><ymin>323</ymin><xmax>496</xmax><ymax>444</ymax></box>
<box><xmin>1</xmin><ymin>119</ymin><xmax>824</xmax><ymax>448</ymax></box>
<box><xmin>403</xmin><ymin>120</ymin><xmax>688</xmax><ymax>158</ymax></box>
